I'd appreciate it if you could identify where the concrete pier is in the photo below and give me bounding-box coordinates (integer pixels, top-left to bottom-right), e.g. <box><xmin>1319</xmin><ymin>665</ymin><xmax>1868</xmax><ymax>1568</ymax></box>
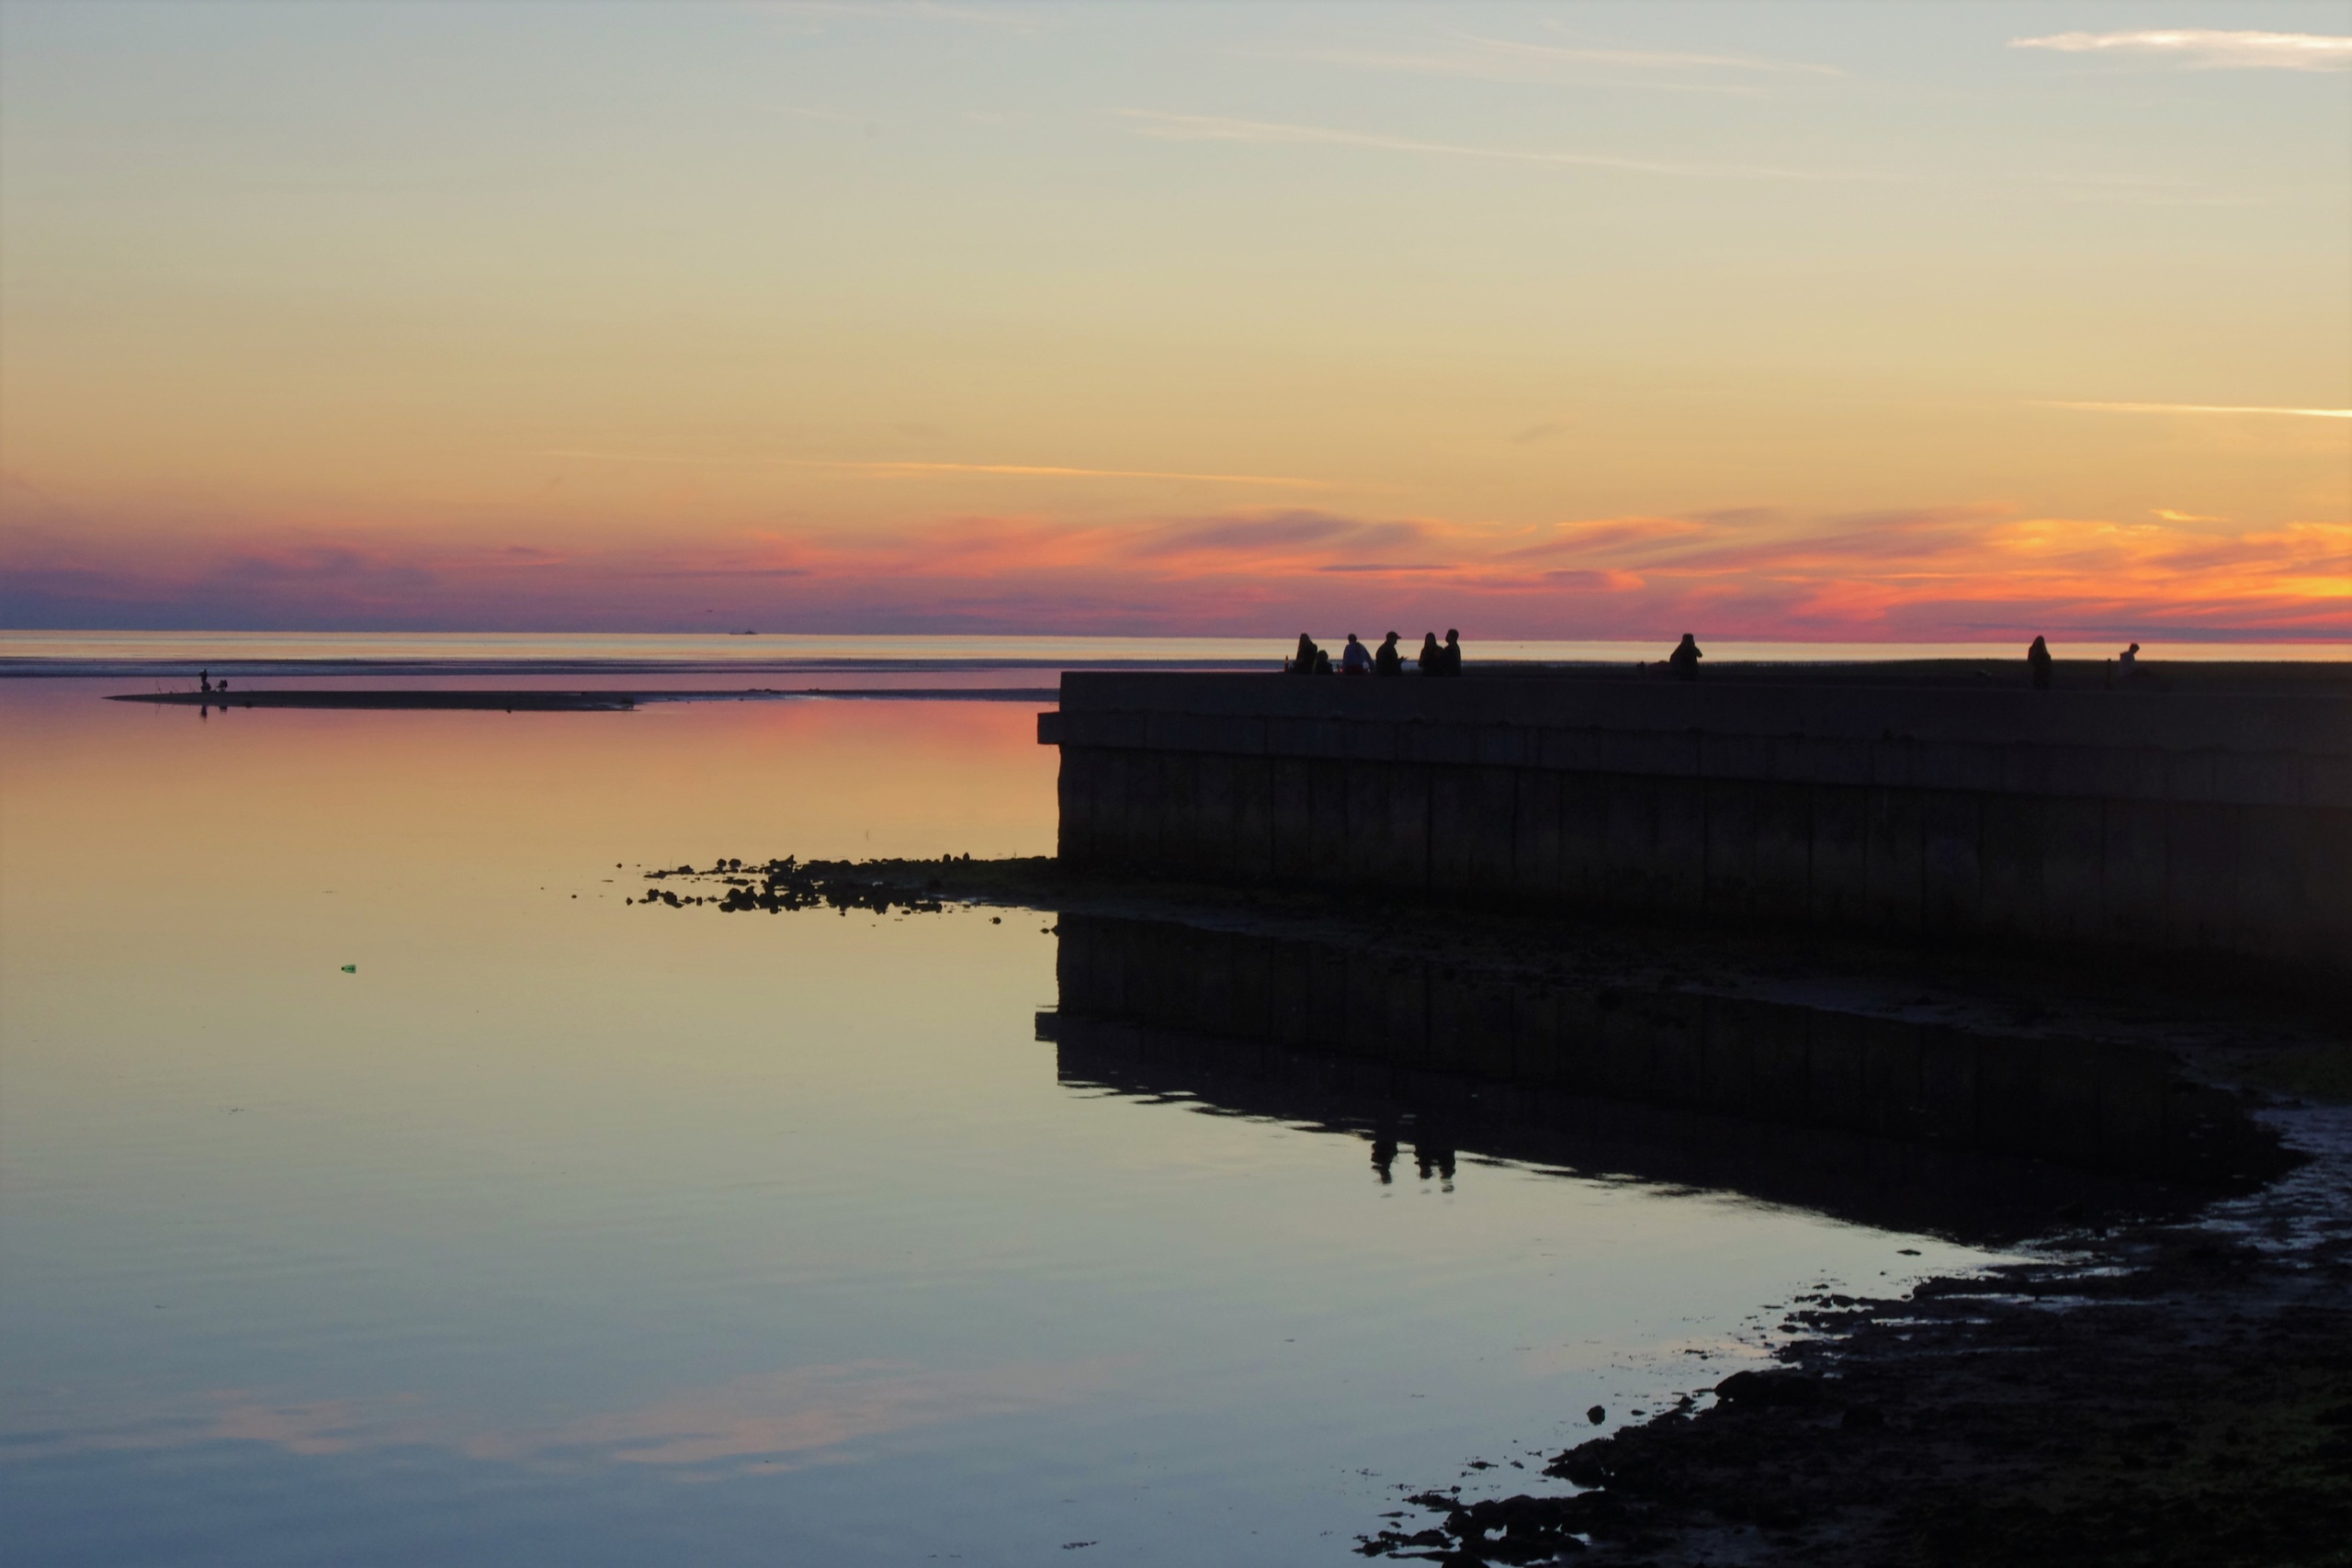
<box><xmin>1041</xmin><ymin>671</ymin><xmax>2352</xmax><ymax>986</ymax></box>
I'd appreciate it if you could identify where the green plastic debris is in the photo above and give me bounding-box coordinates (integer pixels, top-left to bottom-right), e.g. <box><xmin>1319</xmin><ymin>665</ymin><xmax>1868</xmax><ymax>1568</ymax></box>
<box><xmin>339</xmin><ymin>964</ymin><xmax>356</xmax><ymax>974</ymax></box>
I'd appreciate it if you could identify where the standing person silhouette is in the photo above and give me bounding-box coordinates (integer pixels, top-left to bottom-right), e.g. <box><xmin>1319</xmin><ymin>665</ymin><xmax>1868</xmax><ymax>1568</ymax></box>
<box><xmin>1289</xmin><ymin>633</ymin><xmax>1321</xmax><ymax>674</ymax></box>
<box><xmin>1416</xmin><ymin>633</ymin><xmax>1442</xmax><ymax>674</ymax></box>
<box><xmin>1440</xmin><ymin>629</ymin><xmax>1463</xmax><ymax>675</ymax></box>
<box><xmin>1668</xmin><ymin>634</ymin><xmax>1702</xmax><ymax>681</ymax></box>
<box><xmin>1341</xmin><ymin>633</ymin><xmax>1372</xmax><ymax>674</ymax></box>
<box><xmin>198</xmin><ymin>669</ymin><xmax>211</xmax><ymax>694</ymax></box>
<box><xmin>1374</xmin><ymin>632</ymin><xmax>1403</xmax><ymax>676</ymax></box>
<box><xmin>2028</xmin><ymin>636</ymin><xmax>2053</xmax><ymax>689</ymax></box>
<box><xmin>2119</xmin><ymin>641</ymin><xmax>2140</xmax><ymax>677</ymax></box>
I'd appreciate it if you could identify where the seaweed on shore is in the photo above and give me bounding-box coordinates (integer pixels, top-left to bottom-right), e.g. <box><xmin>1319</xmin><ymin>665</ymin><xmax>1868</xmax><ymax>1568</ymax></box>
<box><xmin>628</xmin><ymin>854</ymin><xmax>1061</xmax><ymax>915</ymax></box>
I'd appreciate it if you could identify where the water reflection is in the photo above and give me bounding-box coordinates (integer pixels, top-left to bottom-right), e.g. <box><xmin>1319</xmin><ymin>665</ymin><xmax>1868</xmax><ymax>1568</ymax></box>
<box><xmin>5</xmin><ymin>1358</ymin><xmax>1124</xmax><ymax>1475</ymax></box>
<box><xmin>1046</xmin><ymin>915</ymin><xmax>2292</xmax><ymax>1244</ymax></box>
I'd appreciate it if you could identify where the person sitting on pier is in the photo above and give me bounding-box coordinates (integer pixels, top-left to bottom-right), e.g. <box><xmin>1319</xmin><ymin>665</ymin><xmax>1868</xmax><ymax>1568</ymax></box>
<box><xmin>2028</xmin><ymin>635</ymin><xmax>2053</xmax><ymax>689</ymax></box>
<box><xmin>1668</xmin><ymin>633</ymin><xmax>1702</xmax><ymax>681</ymax></box>
<box><xmin>1341</xmin><ymin>633</ymin><xmax>1372</xmax><ymax>675</ymax></box>
<box><xmin>1417</xmin><ymin>632</ymin><xmax>1442</xmax><ymax>674</ymax></box>
<box><xmin>1288</xmin><ymin>633</ymin><xmax>1322</xmax><ymax>674</ymax></box>
<box><xmin>1440</xmin><ymin>628</ymin><xmax>1463</xmax><ymax>675</ymax></box>
<box><xmin>1374</xmin><ymin>631</ymin><xmax>1403</xmax><ymax>676</ymax></box>
<box><xmin>2119</xmin><ymin>641</ymin><xmax>2140</xmax><ymax>677</ymax></box>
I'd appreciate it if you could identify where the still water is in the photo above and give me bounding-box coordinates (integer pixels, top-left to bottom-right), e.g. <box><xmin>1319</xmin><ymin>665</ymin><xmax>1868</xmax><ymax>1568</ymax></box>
<box><xmin>0</xmin><ymin>676</ymin><xmax>1997</xmax><ymax>1565</ymax></box>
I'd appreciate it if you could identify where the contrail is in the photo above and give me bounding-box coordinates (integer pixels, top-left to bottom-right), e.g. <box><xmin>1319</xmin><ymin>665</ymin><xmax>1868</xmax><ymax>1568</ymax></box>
<box><xmin>531</xmin><ymin>450</ymin><xmax>1333</xmax><ymax>487</ymax></box>
<box><xmin>2032</xmin><ymin>400</ymin><xmax>2351</xmax><ymax>419</ymax></box>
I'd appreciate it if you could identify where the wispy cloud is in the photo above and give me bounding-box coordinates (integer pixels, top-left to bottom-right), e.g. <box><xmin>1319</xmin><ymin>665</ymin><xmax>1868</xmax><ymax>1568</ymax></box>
<box><xmin>1120</xmin><ymin>111</ymin><xmax>1845</xmax><ymax>182</ymax></box>
<box><xmin>756</xmin><ymin>2</ymin><xmax>1043</xmax><ymax>35</ymax></box>
<box><xmin>2010</xmin><ymin>30</ymin><xmax>2352</xmax><ymax>71</ymax></box>
<box><xmin>2031</xmin><ymin>400</ymin><xmax>2352</xmax><ymax>420</ymax></box>
<box><xmin>1286</xmin><ymin>32</ymin><xmax>1838</xmax><ymax>88</ymax></box>
<box><xmin>531</xmin><ymin>449</ymin><xmax>1333</xmax><ymax>488</ymax></box>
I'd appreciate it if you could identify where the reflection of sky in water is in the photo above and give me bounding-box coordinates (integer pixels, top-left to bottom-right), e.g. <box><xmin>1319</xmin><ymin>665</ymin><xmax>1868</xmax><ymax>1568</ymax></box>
<box><xmin>0</xmin><ymin>680</ymin><xmax>1994</xmax><ymax>1565</ymax></box>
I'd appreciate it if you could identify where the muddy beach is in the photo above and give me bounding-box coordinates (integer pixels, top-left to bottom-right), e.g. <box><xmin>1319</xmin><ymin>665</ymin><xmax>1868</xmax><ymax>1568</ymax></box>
<box><xmin>639</xmin><ymin>853</ymin><xmax>2352</xmax><ymax>1567</ymax></box>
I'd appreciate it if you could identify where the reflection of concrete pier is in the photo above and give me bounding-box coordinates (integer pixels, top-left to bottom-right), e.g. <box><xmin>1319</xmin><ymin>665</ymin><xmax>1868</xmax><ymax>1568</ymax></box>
<box><xmin>1047</xmin><ymin>913</ymin><xmax>2292</xmax><ymax>1242</ymax></box>
<box><xmin>1041</xmin><ymin>672</ymin><xmax>2352</xmax><ymax>985</ymax></box>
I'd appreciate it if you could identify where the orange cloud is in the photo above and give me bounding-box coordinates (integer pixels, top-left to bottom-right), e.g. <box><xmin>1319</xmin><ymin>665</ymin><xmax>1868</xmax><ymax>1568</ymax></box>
<box><xmin>3</xmin><ymin>493</ymin><xmax>2345</xmax><ymax>641</ymax></box>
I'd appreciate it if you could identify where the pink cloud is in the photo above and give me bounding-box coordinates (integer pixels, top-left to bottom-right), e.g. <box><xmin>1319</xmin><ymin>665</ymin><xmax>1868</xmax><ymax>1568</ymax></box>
<box><xmin>2</xmin><ymin>498</ymin><xmax>2344</xmax><ymax>641</ymax></box>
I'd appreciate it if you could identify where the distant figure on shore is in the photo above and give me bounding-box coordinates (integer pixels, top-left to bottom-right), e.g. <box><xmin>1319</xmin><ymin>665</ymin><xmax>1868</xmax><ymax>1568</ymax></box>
<box><xmin>215</xmin><ymin>678</ymin><xmax>229</xmax><ymax>694</ymax></box>
<box><xmin>1288</xmin><ymin>633</ymin><xmax>1322</xmax><ymax>674</ymax></box>
<box><xmin>2119</xmin><ymin>641</ymin><xmax>2140</xmax><ymax>677</ymax></box>
<box><xmin>1417</xmin><ymin>633</ymin><xmax>1442</xmax><ymax>674</ymax></box>
<box><xmin>2028</xmin><ymin>636</ymin><xmax>2052</xmax><ymax>689</ymax></box>
<box><xmin>1374</xmin><ymin>632</ymin><xmax>1403</xmax><ymax>676</ymax></box>
<box><xmin>198</xmin><ymin>670</ymin><xmax>211</xmax><ymax>693</ymax></box>
<box><xmin>1440</xmin><ymin>628</ymin><xmax>1463</xmax><ymax>675</ymax></box>
<box><xmin>1668</xmin><ymin>634</ymin><xmax>1702</xmax><ymax>681</ymax></box>
<box><xmin>1341</xmin><ymin>633</ymin><xmax>1372</xmax><ymax>675</ymax></box>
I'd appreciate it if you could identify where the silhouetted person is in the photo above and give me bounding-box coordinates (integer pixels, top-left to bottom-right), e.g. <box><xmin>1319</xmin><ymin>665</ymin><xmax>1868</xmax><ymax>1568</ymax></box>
<box><xmin>1668</xmin><ymin>633</ymin><xmax>1702</xmax><ymax>681</ymax></box>
<box><xmin>198</xmin><ymin>670</ymin><xmax>211</xmax><ymax>693</ymax></box>
<box><xmin>1313</xmin><ymin>647</ymin><xmax>1333</xmax><ymax>675</ymax></box>
<box><xmin>216</xmin><ymin>678</ymin><xmax>229</xmax><ymax>693</ymax></box>
<box><xmin>1417</xmin><ymin>632</ymin><xmax>1442</xmax><ymax>674</ymax></box>
<box><xmin>1289</xmin><ymin>633</ymin><xmax>1321</xmax><ymax>674</ymax></box>
<box><xmin>1439</xmin><ymin>628</ymin><xmax>1463</xmax><ymax>675</ymax></box>
<box><xmin>1374</xmin><ymin>631</ymin><xmax>1403</xmax><ymax>676</ymax></box>
<box><xmin>1341</xmin><ymin>632</ymin><xmax>1372</xmax><ymax>674</ymax></box>
<box><xmin>2119</xmin><ymin>641</ymin><xmax>2140</xmax><ymax>677</ymax></box>
<box><xmin>2028</xmin><ymin>636</ymin><xmax>2052</xmax><ymax>689</ymax></box>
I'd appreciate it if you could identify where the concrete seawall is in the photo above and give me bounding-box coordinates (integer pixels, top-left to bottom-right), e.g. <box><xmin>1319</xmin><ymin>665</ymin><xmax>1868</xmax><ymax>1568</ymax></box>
<box><xmin>1041</xmin><ymin>671</ymin><xmax>2352</xmax><ymax>986</ymax></box>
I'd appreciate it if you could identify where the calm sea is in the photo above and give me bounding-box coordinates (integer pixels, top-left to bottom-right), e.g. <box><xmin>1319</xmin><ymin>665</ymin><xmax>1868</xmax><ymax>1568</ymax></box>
<box><xmin>0</xmin><ymin>633</ymin><xmax>2233</xmax><ymax>1563</ymax></box>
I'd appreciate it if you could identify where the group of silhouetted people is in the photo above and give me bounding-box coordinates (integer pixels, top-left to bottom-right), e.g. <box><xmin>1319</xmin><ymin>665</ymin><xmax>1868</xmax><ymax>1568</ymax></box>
<box><xmin>2030</xmin><ymin>637</ymin><xmax>2144</xmax><ymax>689</ymax></box>
<box><xmin>1282</xmin><ymin>630</ymin><xmax>2155</xmax><ymax>687</ymax></box>
<box><xmin>1288</xmin><ymin>629</ymin><xmax>1462</xmax><ymax>676</ymax></box>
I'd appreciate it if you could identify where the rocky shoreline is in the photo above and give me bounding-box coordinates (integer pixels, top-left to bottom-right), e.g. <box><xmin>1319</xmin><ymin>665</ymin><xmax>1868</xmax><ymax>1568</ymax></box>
<box><xmin>1359</xmin><ymin>1101</ymin><xmax>2352</xmax><ymax>1566</ymax></box>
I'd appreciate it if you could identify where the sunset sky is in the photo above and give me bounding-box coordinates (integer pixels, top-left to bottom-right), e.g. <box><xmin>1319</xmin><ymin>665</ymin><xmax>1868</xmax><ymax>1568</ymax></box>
<box><xmin>2</xmin><ymin>1</ymin><xmax>2346</xmax><ymax>638</ymax></box>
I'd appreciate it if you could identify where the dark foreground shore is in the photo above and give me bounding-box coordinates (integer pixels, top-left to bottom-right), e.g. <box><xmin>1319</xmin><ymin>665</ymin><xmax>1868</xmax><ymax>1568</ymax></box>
<box><xmin>1359</xmin><ymin>1153</ymin><xmax>2352</xmax><ymax>1567</ymax></box>
<box><xmin>638</xmin><ymin>854</ymin><xmax>2351</xmax><ymax>1567</ymax></box>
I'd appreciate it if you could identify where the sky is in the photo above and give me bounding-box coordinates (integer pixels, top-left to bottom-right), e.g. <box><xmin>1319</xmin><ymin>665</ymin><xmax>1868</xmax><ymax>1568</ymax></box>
<box><xmin>1</xmin><ymin>1</ymin><xmax>2346</xmax><ymax>639</ymax></box>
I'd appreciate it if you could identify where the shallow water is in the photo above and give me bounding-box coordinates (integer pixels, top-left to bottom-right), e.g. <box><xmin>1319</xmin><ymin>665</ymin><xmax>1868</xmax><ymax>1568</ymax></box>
<box><xmin>0</xmin><ymin>676</ymin><xmax>2003</xmax><ymax>1565</ymax></box>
